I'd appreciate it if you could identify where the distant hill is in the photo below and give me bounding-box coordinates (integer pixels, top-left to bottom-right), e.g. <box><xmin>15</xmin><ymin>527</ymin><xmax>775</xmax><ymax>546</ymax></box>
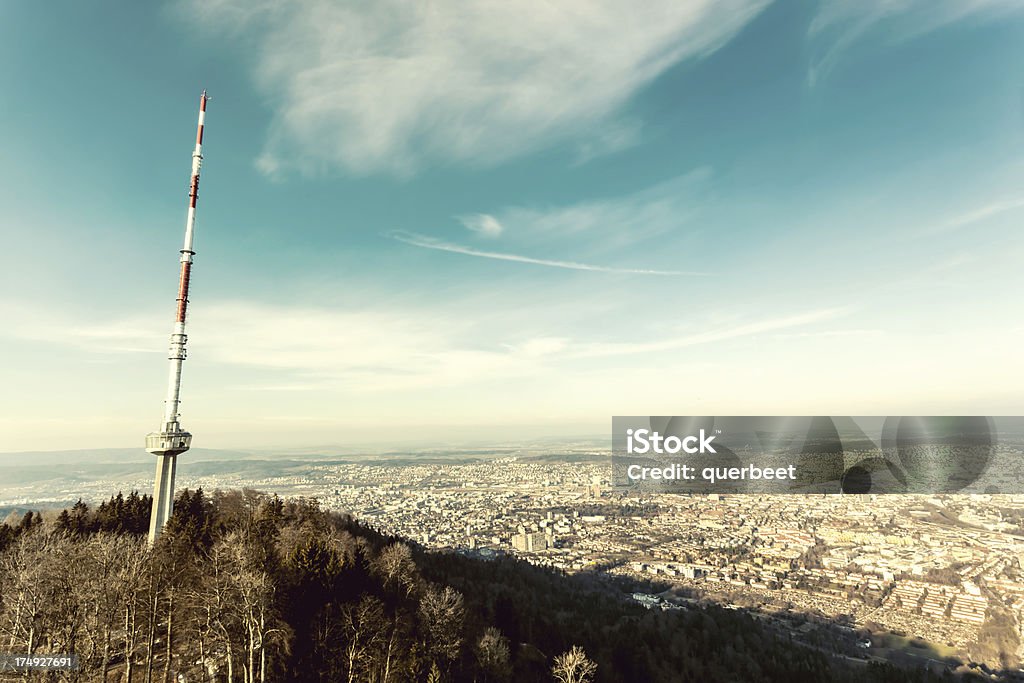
<box><xmin>0</xmin><ymin>447</ymin><xmax>256</xmax><ymax>466</ymax></box>
<box><xmin>0</xmin><ymin>445</ymin><xmax>614</xmax><ymax>490</ymax></box>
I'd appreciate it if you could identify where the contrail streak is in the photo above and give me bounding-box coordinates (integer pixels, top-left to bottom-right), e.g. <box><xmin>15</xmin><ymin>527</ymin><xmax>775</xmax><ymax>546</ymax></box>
<box><xmin>389</xmin><ymin>231</ymin><xmax>696</xmax><ymax>276</ymax></box>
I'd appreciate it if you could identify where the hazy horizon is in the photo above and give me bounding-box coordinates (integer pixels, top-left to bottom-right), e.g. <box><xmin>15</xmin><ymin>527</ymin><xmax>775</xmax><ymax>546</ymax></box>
<box><xmin>0</xmin><ymin>425</ymin><xmax>611</xmax><ymax>456</ymax></box>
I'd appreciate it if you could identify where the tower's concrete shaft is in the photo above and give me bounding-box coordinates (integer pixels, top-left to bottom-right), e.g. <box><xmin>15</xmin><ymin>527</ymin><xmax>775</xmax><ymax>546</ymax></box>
<box><xmin>147</xmin><ymin>91</ymin><xmax>208</xmax><ymax>545</ymax></box>
<box><xmin>149</xmin><ymin>452</ymin><xmax>179</xmax><ymax>540</ymax></box>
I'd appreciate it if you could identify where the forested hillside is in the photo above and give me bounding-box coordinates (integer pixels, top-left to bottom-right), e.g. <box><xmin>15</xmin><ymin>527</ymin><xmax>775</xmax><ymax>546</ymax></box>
<box><xmin>0</xmin><ymin>490</ymin><xmax>978</xmax><ymax>682</ymax></box>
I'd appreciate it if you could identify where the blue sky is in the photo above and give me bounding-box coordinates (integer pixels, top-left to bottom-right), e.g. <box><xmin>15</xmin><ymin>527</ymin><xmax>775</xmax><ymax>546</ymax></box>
<box><xmin>1</xmin><ymin>0</ymin><xmax>1022</xmax><ymax>451</ymax></box>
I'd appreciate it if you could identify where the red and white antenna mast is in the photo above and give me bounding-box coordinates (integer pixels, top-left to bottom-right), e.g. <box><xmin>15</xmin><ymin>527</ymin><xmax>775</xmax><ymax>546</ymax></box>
<box><xmin>147</xmin><ymin>90</ymin><xmax>209</xmax><ymax>544</ymax></box>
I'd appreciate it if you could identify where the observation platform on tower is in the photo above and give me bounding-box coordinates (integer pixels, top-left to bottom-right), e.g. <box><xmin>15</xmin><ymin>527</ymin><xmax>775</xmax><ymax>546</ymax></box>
<box><xmin>146</xmin><ymin>429</ymin><xmax>192</xmax><ymax>456</ymax></box>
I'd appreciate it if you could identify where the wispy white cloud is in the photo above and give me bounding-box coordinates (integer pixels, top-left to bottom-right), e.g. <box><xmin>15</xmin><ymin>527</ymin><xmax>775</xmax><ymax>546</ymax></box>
<box><xmin>458</xmin><ymin>214</ymin><xmax>504</xmax><ymax>238</ymax></box>
<box><xmin>497</xmin><ymin>169</ymin><xmax>711</xmax><ymax>252</ymax></box>
<box><xmin>568</xmin><ymin>308</ymin><xmax>849</xmax><ymax>358</ymax></box>
<box><xmin>3</xmin><ymin>299</ymin><xmax>842</xmax><ymax>392</ymax></box>
<box><xmin>427</xmin><ymin>168</ymin><xmax>712</xmax><ymax>272</ymax></box>
<box><xmin>389</xmin><ymin>230</ymin><xmax>694</xmax><ymax>275</ymax></box>
<box><xmin>388</xmin><ymin>170</ymin><xmax>711</xmax><ymax>274</ymax></box>
<box><xmin>510</xmin><ymin>337</ymin><xmax>570</xmax><ymax>358</ymax></box>
<box><xmin>182</xmin><ymin>0</ymin><xmax>770</xmax><ymax>175</ymax></box>
<box><xmin>768</xmin><ymin>328</ymin><xmax>883</xmax><ymax>340</ymax></box>
<box><xmin>12</xmin><ymin>293</ymin><xmax>1022</xmax><ymax>450</ymax></box>
<box><xmin>807</xmin><ymin>0</ymin><xmax>1023</xmax><ymax>86</ymax></box>
<box><xmin>573</xmin><ymin>120</ymin><xmax>644</xmax><ymax>165</ymax></box>
<box><xmin>8</xmin><ymin>306</ymin><xmax>164</xmax><ymax>355</ymax></box>
<box><xmin>930</xmin><ymin>196</ymin><xmax>1024</xmax><ymax>234</ymax></box>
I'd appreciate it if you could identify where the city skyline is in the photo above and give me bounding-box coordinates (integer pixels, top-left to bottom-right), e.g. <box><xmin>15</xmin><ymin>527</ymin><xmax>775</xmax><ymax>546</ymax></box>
<box><xmin>2</xmin><ymin>0</ymin><xmax>1023</xmax><ymax>451</ymax></box>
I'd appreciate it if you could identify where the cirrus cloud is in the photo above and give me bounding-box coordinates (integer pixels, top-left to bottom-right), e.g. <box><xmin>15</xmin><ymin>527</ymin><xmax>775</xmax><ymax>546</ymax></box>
<box><xmin>182</xmin><ymin>0</ymin><xmax>770</xmax><ymax>176</ymax></box>
<box><xmin>459</xmin><ymin>214</ymin><xmax>504</xmax><ymax>238</ymax></box>
<box><xmin>807</xmin><ymin>0</ymin><xmax>1024</xmax><ymax>86</ymax></box>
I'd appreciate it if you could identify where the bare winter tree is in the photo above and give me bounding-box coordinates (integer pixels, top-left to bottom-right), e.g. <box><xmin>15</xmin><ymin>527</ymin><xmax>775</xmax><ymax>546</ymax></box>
<box><xmin>119</xmin><ymin>541</ymin><xmax>150</xmax><ymax>683</ymax></box>
<box><xmin>375</xmin><ymin>609</ymin><xmax>413</xmax><ymax>683</ymax></box>
<box><xmin>418</xmin><ymin>584</ymin><xmax>465</xmax><ymax>676</ymax></box>
<box><xmin>191</xmin><ymin>540</ymin><xmax>243</xmax><ymax>682</ymax></box>
<box><xmin>0</xmin><ymin>533</ymin><xmax>85</xmax><ymax>670</ymax></box>
<box><xmin>226</xmin><ymin>535</ymin><xmax>286</xmax><ymax>683</ymax></box>
<box><xmin>0</xmin><ymin>531</ymin><xmax>53</xmax><ymax>655</ymax></box>
<box><xmin>475</xmin><ymin>626</ymin><xmax>511</xmax><ymax>683</ymax></box>
<box><xmin>340</xmin><ymin>595</ymin><xmax>386</xmax><ymax>683</ymax></box>
<box><xmin>185</xmin><ymin>531</ymin><xmax>287</xmax><ymax>683</ymax></box>
<box><xmin>552</xmin><ymin>645</ymin><xmax>597</xmax><ymax>683</ymax></box>
<box><xmin>373</xmin><ymin>543</ymin><xmax>420</xmax><ymax>598</ymax></box>
<box><xmin>83</xmin><ymin>534</ymin><xmax>144</xmax><ymax>682</ymax></box>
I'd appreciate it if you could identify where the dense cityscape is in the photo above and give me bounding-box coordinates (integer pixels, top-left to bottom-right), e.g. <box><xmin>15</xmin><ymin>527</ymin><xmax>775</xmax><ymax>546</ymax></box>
<box><xmin>5</xmin><ymin>445</ymin><xmax>1023</xmax><ymax>674</ymax></box>
<box><xmin>313</xmin><ymin>458</ymin><xmax>1024</xmax><ymax>668</ymax></box>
